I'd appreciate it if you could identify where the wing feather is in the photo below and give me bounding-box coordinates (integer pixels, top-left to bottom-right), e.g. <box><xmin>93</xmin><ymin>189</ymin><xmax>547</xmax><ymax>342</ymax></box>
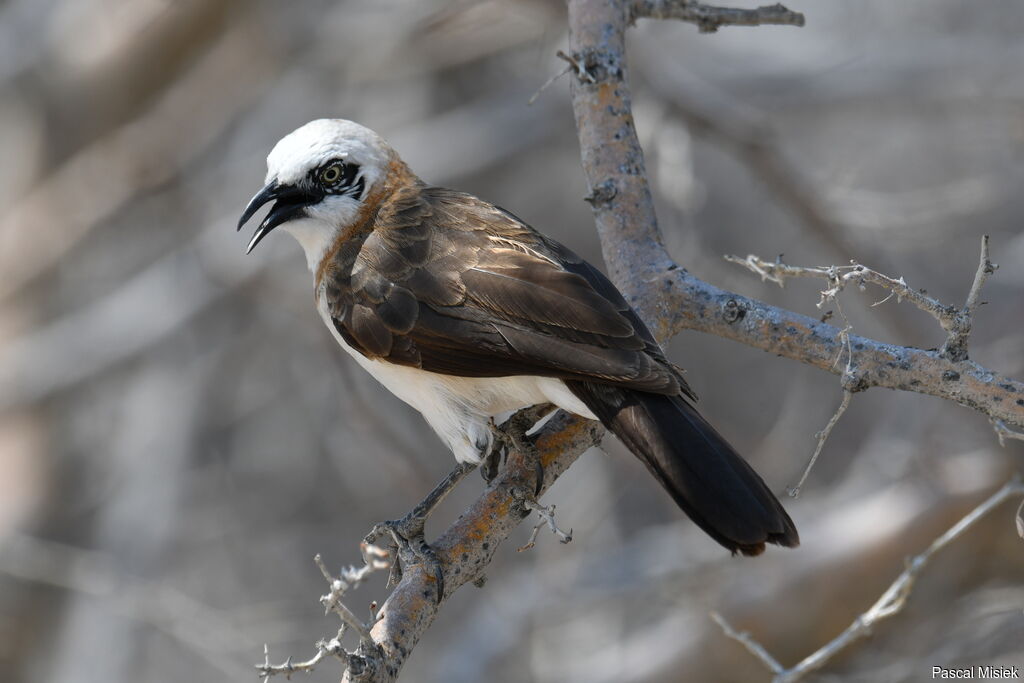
<box><xmin>325</xmin><ymin>185</ymin><xmax>691</xmax><ymax>397</ymax></box>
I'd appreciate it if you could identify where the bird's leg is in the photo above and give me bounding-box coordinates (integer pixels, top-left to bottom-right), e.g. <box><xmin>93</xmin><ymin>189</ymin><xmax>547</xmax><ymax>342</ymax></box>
<box><xmin>364</xmin><ymin>461</ymin><xmax>475</xmax><ymax>603</ymax></box>
<box><xmin>479</xmin><ymin>418</ymin><xmax>508</xmax><ymax>485</ymax></box>
<box><xmin>486</xmin><ymin>405</ymin><xmax>557</xmax><ymax>495</ymax></box>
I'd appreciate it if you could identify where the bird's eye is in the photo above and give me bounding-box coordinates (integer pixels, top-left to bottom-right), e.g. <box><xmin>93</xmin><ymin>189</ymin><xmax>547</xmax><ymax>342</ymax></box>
<box><xmin>320</xmin><ymin>163</ymin><xmax>343</xmax><ymax>186</ymax></box>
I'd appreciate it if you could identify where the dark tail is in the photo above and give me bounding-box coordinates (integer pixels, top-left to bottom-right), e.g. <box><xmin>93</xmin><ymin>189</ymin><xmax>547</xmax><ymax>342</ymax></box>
<box><xmin>566</xmin><ymin>380</ymin><xmax>798</xmax><ymax>555</ymax></box>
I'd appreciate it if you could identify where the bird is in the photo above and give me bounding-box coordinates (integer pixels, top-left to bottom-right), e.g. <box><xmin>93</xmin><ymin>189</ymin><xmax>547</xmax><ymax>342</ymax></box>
<box><xmin>238</xmin><ymin>118</ymin><xmax>798</xmax><ymax>567</ymax></box>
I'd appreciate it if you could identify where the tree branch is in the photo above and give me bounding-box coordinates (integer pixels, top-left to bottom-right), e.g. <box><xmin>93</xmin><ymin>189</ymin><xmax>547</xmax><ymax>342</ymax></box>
<box><xmin>565</xmin><ymin>0</ymin><xmax>1022</xmax><ymax>428</ymax></box>
<box><xmin>340</xmin><ymin>410</ymin><xmax>603</xmax><ymax>682</ymax></box>
<box><xmin>631</xmin><ymin>0</ymin><xmax>805</xmax><ymax>33</ymax></box>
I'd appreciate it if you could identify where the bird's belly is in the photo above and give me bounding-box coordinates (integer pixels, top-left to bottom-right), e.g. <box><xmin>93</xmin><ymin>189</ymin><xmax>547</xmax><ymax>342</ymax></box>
<box><xmin>315</xmin><ymin>295</ymin><xmax>595</xmax><ymax>461</ymax></box>
<box><xmin>333</xmin><ymin>337</ymin><xmax>592</xmax><ymax>419</ymax></box>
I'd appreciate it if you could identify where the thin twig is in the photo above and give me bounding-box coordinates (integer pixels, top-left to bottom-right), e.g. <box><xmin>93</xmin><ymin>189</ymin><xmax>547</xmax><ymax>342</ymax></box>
<box><xmin>961</xmin><ymin>235</ymin><xmax>995</xmax><ymax>319</ymax></box>
<box><xmin>709</xmin><ymin>612</ymin><xmax>785</xmax><ymax>675</ymax></box>
<box><xmin>258</xmin><ymin>546</ymin><xmax>389</xmax><ymax>679</ymax></box>
<box><xmin>992</xmin><ymin>419</ymin><xmax>1024</xmax><ymax>447</ymax></box>
<box><xmin>258</xmin><ymin>636</ymin><xmax>345</xmax><ymax>681</ymax></box>
<box><xmin>517</xmin><ymin>500</ymin><xmax>573</xmax><ymax>551</ymax></box>
<box><xmin>529</xmin><ymin>61</ymin><xmax>573</xmax><ymax>105</ymax></box>
<box><xmin>788</xmin><ymin>390</ymin><xmax>852</xmax><ymax>498</ymax></box>
<box><xmin>713</xmin><ymin>477</ymin><xmax>1024</xmax><ymax>682</ymax></box>
<box><xmin>724</xmin><ymin>254</ymin><xmax>957</xmax><ymax>326</ymax></box>
<box><xmin>316</xmin><ymin>547</ymin><xmax>389</xmax><ymax>646</ymax></box>
<box><xmin>942</xmin><ymin>235</ymin><xmax>998</xmax><ymax>361</ymax></box>
<box><xmin>727</xmin><ymin>238</ymin><xmax>1000</xmax><ymax>365</ymax></box>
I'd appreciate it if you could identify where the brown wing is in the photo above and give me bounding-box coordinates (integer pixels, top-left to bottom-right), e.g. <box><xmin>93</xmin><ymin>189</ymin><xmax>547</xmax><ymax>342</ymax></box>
<box><xmin>323</xmin><ymin>185</ymin><xmax>694</xmax><ymax>398</ymax></box>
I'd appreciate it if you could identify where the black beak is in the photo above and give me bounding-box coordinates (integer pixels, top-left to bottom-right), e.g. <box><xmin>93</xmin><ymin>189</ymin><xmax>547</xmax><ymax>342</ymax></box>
<box><xmin>237</xmin><ymin>182</ymin><xmax>317</xmax><ymax>253</ymax></box>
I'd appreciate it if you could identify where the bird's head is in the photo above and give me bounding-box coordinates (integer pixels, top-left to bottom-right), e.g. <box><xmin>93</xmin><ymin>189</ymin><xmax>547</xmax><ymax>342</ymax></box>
<box><xmin>237</xmin><ymin>119</ymin><xmax>402</xmax><ymax>268</ymax></box>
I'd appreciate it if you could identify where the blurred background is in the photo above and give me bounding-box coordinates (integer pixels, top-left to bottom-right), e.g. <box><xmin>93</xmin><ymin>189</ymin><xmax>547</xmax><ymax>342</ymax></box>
<box><xmin>1</xmin><ymin>1</ymin><xmax>1023</xmax><ymax>681</ymax></box>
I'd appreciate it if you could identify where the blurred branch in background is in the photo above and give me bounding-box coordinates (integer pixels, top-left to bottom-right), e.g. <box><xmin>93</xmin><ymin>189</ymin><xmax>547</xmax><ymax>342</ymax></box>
<box><xmin>0</xmin><ymin>533</ymin><xmax>248</xmax><ymax>677</ymax></box>
<box><xmin>713</xmin><ymin>476</ymin><xmax>1024</xmax><ymax>683</ymax></box>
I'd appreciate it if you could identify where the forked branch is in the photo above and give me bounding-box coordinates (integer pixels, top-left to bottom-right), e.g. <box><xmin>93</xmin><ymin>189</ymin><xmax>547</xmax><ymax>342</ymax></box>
<box><xmin>725</xmin><ymin>234</ymin><xmax>998</xmax><ymax>362</ymax></box>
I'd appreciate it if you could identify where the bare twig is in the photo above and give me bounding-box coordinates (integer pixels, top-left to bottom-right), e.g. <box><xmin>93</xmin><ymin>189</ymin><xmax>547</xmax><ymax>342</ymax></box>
<box><xmin>259</xmin><ymin>545</ymin><xmax>390</xmax><ymax>680</ymax></box>
<box><xmin>788</xmin><ymin>389</ymin><xmax>852</xmax><ymax>498</ymax></box>
<box><xmin>942</xmin><ymin>235</ymin><xmax>998</xmax><ymax>361</ymax></box>
<box><xmin>724</xmin><ymin>254</ymin><xmax>958</xmax><ymax>326</ymax></box>
<box><xmin>992</xmin><ymin>419</ymin><xmax>1024</xmax><ymax>447</ymax></box>
<box><xmin>529</xmin><ymin>59</ymin><xmax>573</xmax><ymax>105</ymax></box>
<box><xmin>709</xmin><ymin>611</ymin><xmax>785</xmax><ymax>675</ymax></box>
<box><xmin>713</xmin><ymin>477</ymin><xmax>1024</xmax><ymax>682</ymax></box>
<box><xmin>316</xmin><ymin>547</ymin><xmax>389</xmax><ymax>646</ymax></box>
<box><xmin>258</xmin><ymin>636</ymin><xmax>345</xmax><ymax>681</ymax></box>
<box><xmin>631</xmin><ymin>0</ymin><xmax>805</xmax><ymax>33</ymax></box>
<box><xmin>726</xmin><ymin>236</ymin><xmax>999</xmax><ymax>365</ymax></box>
<box><xmin>517</xmin><ymin>500</ymin><xmax>573</xmax><ymax>551</ymax></box>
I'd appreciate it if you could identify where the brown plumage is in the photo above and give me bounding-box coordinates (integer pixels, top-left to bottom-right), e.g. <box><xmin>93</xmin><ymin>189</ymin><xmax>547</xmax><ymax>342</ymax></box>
<box><xmin>239</xmin><ymin>118</ymin><xmax>798</xmax><ymax>556</ymax></box>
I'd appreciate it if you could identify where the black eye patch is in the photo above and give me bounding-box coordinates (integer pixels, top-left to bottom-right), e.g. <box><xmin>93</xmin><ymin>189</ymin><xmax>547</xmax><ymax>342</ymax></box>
<box><xmin>311</xmin><ymin>160</ymin><xmax>364</xmax><ymax>199</ymax></box>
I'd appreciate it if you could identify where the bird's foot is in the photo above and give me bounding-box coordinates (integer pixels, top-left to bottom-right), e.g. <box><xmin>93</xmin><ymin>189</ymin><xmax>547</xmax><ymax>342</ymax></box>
<box><xmin>479</xmin><ymin>418</ymin><xmax>509</xmax><ymax>484</ymax></box>
<box><xmin>497</xmin><ymin>405</ymin><xmax>556</xmax><ymax>496</ymax></box>
<box><xmin>364</xmin><ymin>462</ymin><xmax>475</xmax><ymax>603</ymax></box>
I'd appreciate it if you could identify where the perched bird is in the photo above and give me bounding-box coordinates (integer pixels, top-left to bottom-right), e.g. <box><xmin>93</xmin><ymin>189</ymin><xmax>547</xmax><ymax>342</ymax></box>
<box><xmin>238</xmin><ymin>119</ymin><xmax>798</xmax><ymax>559</ymax></box>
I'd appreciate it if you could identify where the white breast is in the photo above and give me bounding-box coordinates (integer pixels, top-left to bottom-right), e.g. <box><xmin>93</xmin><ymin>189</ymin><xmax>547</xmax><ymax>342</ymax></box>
<box><xmin>314</xmin><ymin>292</ymin><xmax>596</xmax><ymax>463</ymax></box>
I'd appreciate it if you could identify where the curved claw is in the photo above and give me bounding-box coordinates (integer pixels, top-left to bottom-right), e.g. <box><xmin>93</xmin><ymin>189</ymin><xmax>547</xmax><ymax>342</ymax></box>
<box><xmin>365</xmin><ymin>516</ymin><xmax>446</xmax><ymax>603</ymax></box>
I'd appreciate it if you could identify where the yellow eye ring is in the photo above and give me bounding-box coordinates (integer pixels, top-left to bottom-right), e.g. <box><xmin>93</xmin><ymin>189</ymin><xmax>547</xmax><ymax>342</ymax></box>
<box><xmin>320</xmin><ymin>163</ymin><xmax>343</xmax><ymax>186</ymax></box>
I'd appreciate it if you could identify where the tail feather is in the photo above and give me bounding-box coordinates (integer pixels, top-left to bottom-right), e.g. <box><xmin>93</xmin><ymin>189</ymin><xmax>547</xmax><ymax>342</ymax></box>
<box><xmin>567</xmin><ymin>380</ymin><xmax>798</xmax><ymax>555</ymax></box>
